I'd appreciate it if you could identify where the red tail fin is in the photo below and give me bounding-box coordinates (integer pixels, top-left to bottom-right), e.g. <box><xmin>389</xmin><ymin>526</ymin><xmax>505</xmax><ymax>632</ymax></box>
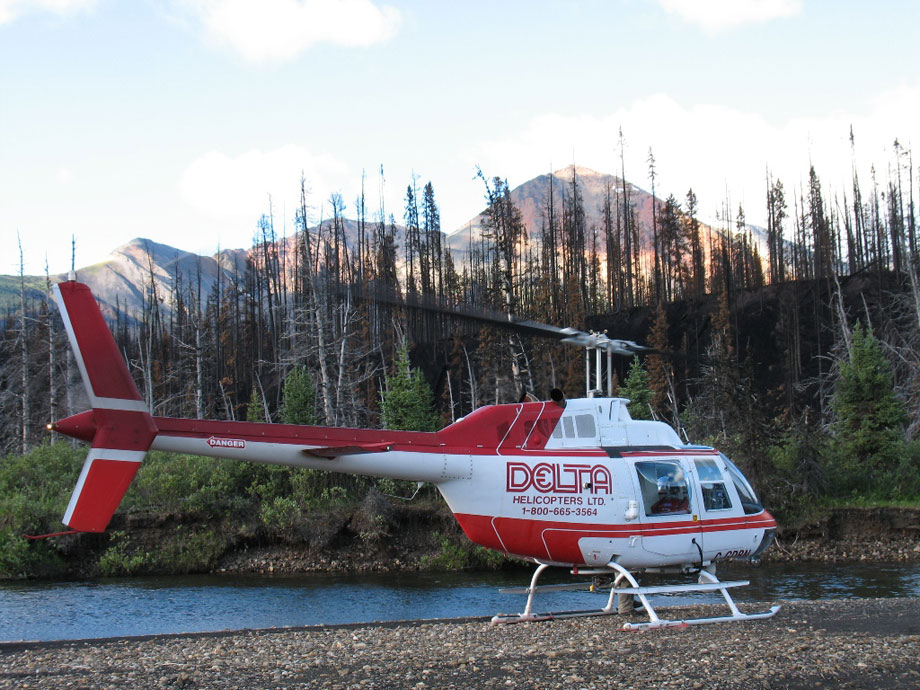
<box><xmin>53</xmin><ymin>281</ymin><xmax>157</xmax><ymax>532</ymax></box>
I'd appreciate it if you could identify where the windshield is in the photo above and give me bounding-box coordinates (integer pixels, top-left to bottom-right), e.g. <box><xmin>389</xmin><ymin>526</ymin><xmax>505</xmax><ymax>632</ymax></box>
<box><xmin>720</xmin><ymin>453</ymin><xmax>763</xmax><ymax>515</ymax></box>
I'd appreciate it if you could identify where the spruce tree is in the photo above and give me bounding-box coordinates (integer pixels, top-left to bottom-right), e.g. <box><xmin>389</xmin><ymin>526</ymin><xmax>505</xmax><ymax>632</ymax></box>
<box><xmin>281</xmin><ymin>367</ymin><xmax>316</xmax><ymax>425</ymax></box>
<box><xmin>380</xmin><ymin>342</ymin><xmax>440</xmax><ymax>432</ymax></box>
<box><xmin>621</xmin><ymin>356</ymin><xmax>654</xmax><ymax>420</ymax></box>
<box><xmin>247</xmin><ymin>386</ymin><xmax>266</xmax><ymax>423</ymax></box>
<box><xmin>830</xmin><ymin>323</ymin><xmax>906</xmax><ymax>490</ymax></box>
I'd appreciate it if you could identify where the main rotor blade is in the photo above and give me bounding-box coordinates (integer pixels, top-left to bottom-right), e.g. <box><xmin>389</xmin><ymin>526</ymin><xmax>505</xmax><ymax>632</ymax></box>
<box><xmin>344</xmin><ymin>285</ymin><xmax>652</xmax><ymax>355</ymax></box>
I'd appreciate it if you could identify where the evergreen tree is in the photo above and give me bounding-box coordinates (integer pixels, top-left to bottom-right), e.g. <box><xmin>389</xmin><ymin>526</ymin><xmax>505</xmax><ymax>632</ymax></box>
<box><xmin>621</xmin><ymin>356</ymin><xmax>654</xmax><ymax>420</ymax></box>
<box><xmin>281</xmin><ymin>367</ymin><xmax>316</xmax><ymax>425</ymax></box>
<box><xmin>247</xmin><ymin>385</ymin><xmax>266</xmax><ymax>423</ymax></box>
<box><xmin>380</xmin><ymin>342</ymin><xmax>440</xmax><ymax>432</ymax></box>
<box><xmin>830</xmin><ymin>323</ymin><xmax>906</xmax><ymax>490</ymax></box>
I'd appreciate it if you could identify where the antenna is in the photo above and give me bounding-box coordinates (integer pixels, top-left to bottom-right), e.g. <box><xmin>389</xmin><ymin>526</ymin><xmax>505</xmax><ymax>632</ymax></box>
<box><xmin>69</xmin><ymin>235</ymin><xmax>76</xmax><ymax>281</ymax></box>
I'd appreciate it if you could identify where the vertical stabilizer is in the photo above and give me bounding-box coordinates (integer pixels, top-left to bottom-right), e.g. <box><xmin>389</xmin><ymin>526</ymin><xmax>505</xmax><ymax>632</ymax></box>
<box><xmin>53</xmin><ymin>281</ymin><xmax>157</xmax><ymax>532</ymax></box>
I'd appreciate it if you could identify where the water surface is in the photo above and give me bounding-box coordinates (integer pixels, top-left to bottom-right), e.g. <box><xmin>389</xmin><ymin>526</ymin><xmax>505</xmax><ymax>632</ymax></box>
<box><xmin>2</xmin><ymin>562</ymin><xmax>919</xmax><ymax>642</ymax></box>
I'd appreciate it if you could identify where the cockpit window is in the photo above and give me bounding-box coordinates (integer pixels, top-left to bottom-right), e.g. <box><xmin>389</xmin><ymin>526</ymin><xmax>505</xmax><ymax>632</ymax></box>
<box><xmin>720</xmin><ymin>453</ymin><xmax>763</xmax><ymax>515</ymax></box>
<box><xmin>695</xmin><ymin>459</ymin><xmax>732</xmax><ymax>511</ymax></box>
<box><xmin>636</xmin><ymin>461</ymin><xmax>690</xmax><ymax>516</ymax></box>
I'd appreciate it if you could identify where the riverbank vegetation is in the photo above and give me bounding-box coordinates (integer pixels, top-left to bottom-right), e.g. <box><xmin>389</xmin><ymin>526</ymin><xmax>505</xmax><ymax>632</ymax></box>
<box><xmin>0</xmin><ymin>443</ymin><xmax>508</xmax><ymax>579</ymax></box>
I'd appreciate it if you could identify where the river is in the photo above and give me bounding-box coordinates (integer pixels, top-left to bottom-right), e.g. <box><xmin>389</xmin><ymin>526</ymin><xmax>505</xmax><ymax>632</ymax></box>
<box><xmin>2</xmin><ymin>561</ymin><xmax>919</xmax><ymax>642</ymax></box>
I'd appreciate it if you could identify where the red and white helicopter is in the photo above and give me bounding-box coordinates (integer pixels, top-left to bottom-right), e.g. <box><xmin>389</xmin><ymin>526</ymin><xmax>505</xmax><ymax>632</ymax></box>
<box><xmin>48</xmin><ymin>279</ymin><xmax>779</xmax><ymax>630</ymax></box>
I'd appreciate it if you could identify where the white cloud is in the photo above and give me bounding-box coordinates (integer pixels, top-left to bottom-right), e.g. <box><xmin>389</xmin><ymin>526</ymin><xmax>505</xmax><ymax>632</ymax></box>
<box><xmin>0</xmin><ymin>0</ymin><xmax>96</xmax><ymax>25</ymax></box>
<box><xmin>656</xmin><ymin>0</ymin><xmax>802</xmax><ymax>33</ymax></box>
<box><xmin>181</xmin><ymin>0</ymin><xmax>401</xmax><ymax>62</ymax></box>
<box><xmin>178</xmin><ymin>144</ymin><xmax>351</xmax><ymax>224</ymax></box>
<box><xmin>56</xmin><ymin>167</ymin><xmax>73</xmax><ymax>183</ymax></box>
<box><xmin>462</xmin><ymin>84</ymin><xmax>920</xmax><ymax>229</ymax></box>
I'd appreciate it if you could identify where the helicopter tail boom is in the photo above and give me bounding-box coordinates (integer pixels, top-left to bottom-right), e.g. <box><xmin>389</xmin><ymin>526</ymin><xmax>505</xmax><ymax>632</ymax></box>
<box><xmin>50</xmin><ymin>280</ymin><xmax>454</xmax><ymax>531</ymax></box>
<box><xmin>52</xmin><ymin>281</ymin><xmax>158</xmax><ymax>532</ymax></box>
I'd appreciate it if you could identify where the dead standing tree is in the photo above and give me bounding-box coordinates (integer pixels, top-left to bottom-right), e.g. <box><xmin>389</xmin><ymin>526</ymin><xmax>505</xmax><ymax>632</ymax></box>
<box><xmin>478</xmin><ymin>170</ymin><xmax>533</xmax><ymax>398</ymax></box>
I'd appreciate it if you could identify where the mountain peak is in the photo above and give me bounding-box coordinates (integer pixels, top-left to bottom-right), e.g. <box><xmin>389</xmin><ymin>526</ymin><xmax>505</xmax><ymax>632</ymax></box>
<box><xmin>551</xmin><ymin>164</ymin><xmax>606</xmax><ymax>179</ymax></box>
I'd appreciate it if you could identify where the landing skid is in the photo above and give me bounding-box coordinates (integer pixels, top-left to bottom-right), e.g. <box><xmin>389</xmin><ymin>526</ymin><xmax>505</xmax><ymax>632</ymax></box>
<box><xmin>490</xmin><ymin>562</ymin><xmax>781</xmax><ymax>629</ymax></box>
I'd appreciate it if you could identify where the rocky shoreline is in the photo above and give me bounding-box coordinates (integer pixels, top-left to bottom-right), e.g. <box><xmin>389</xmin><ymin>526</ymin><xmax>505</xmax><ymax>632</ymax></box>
<box><xmin>3</xmin><ymin>507</ymin><xmax>919</xmax><ymax>688</ymax></box>
<box><xmin>768</xmin><ymin>534</ymin><xmax>920</xmax><ymax>564</ymax></box>
<box><xmin>209</xmin><ymin>535</ymin><xmax>920</xmax><ymax>578</ymax></box>
<box><xmin>768</xmin><ymin>506</ymin><xmax>920</xmax><ymax>564</ymax></box>
<box><xmin>2</xmin><ymin>599</ymin><xmax>919</xmax><ymax>689</ymax></box>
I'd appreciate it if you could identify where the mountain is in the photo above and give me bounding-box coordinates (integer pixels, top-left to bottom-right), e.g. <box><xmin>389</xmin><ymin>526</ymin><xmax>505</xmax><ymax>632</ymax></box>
<box><xmin>0</xmin><ymin>220</ymin><xmax>401</xmax><ymax>317</ymax></box>
<box><xmin>446</xmin><ymin>164</ymin><xmax>770</xmax><ymax>263</ymax></box>
<box><xmin>1</xmin><ymin>166</ymin><xmax>768</xmax><ymax>316</ymax></box>
<box><xmin>446</xmin><ymin>165</ymin><xmax>652</xmax><ymax>253</ymax></box>
<box><xmin>0</xmin><ymin>239</ymin><xmax>226</xmax><ymax>320</ymax></box>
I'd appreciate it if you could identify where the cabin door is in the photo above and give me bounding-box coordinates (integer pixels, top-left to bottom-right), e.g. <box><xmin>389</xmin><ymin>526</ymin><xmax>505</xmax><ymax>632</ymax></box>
<box><xmin>631</xmin><ymin>458</ymin><xmax>702</xmax><ymax>564</ymax></box>
<box><xmin>690</xmin><ymin>457</ymin><xmax>747</xmax><ymax>562</ymax></box>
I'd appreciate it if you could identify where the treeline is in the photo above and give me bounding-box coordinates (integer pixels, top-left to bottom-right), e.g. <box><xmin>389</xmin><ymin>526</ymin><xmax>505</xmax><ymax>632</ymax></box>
<box><xmin>3</xmin><ymin>135</ymin><xmax>920</xmax><ymax>516</ymax></box>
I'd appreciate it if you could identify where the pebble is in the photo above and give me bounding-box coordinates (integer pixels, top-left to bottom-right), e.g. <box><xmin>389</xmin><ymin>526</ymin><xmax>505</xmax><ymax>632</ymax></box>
<box><xmin>1</xmin><ymin>599</ymin><xmax>919</xmax><ymax>688</ymax></box>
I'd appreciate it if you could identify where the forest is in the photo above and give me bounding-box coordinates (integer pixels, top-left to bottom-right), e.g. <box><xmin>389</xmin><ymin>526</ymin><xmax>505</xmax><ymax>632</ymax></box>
<box><xmin>2</xmin><ymin>134</ymin><xmax>920</xmax><ymax>578</ymax></box>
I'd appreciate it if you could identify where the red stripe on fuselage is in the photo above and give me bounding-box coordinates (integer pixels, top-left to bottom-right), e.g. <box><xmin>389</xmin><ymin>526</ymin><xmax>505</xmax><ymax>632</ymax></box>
<box><xmin>153</xmin><ymin>417</ymin><xmax>442</xmax><ymax>450</ymax></box>
<box><xmin>453</xmin><ymin>512</ymin><xmax>776</xmax><ymax>563</ymax></box>
<box><xmin>155</xmin><ymin>405</ymin><xmax>726</xmax><ymax>459</ymax></box>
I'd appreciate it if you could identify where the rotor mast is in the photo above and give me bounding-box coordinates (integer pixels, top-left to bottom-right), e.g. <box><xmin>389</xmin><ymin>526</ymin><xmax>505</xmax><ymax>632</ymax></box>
<box><xmin>562</xmin><ymin>330</ymin><xmax>645</xmax><ymax>398</ymax></box>
<box><xmin>579</xmin><ymin>333</ymin><xmax>615</xmax><ymax>398</ymax></box>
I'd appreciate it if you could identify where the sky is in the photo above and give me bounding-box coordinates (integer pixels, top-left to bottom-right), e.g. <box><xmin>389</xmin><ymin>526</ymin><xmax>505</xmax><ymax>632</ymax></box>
<box><xmin>2</xmin><ymin>0</ymin><xmax>919</xmax><ymax>276</ymax></box>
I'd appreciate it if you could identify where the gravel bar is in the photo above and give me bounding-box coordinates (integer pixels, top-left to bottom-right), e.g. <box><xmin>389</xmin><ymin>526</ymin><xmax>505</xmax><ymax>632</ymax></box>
<box><xmin>2</xmin><ymin>598</ymin><xmax>919</xmax><ymax>689</ymax></box>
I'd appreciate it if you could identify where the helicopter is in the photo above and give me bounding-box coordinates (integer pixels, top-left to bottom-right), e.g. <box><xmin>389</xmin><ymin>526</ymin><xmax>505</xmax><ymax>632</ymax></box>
<box><xmin>47</xmin><ymin>279</ymin><xmax>779</xmax><ymax>630</ymax></box>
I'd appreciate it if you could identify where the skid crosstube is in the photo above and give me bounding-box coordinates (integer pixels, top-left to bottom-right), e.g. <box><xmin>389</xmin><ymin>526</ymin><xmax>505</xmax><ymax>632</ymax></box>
<box><xmin>490</xmin><ymin>561</ymin><xmax>781</xmax><ymax>629</ymax></box>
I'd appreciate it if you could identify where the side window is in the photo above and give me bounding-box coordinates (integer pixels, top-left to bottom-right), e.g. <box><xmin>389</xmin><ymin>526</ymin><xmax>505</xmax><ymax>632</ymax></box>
<box><xmin>575</xmin><ymin>413</ymin><xmax>596</xmax><ymax>438</ymax></box>
<box><xmin>695</xmin><ymin>459</ymin><xmax>733</xmax><ymax>511</ymax></box>
<box><xmin>635</xmin><ymin>461</ymin><xmax>690</xmax><ymax>516</ymax></box>
<box><xmin>562</xmin><ymin>417</ymin><xmax>575</xmax><ymax>438</ymax></box>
